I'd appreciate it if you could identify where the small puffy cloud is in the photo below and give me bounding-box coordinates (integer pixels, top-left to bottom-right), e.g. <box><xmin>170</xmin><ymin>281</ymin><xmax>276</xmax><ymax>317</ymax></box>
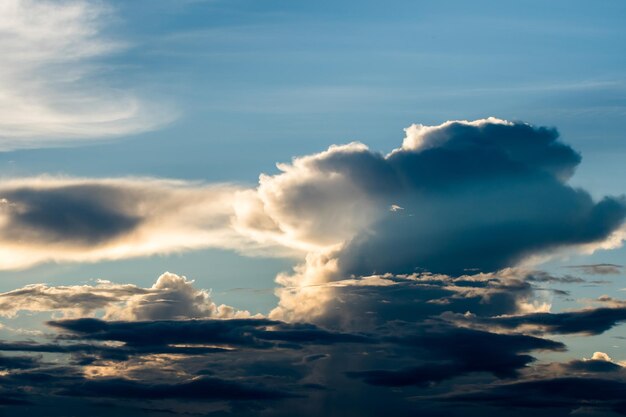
<box><xmin>105</xmin><ymin>272</ymin><xmax>252</xmax><ymax>321</ymax></box>
<box><xmin>591</xmin><ymin>352</ymin><xmax>613</xmax><ymax>362</ymax></box>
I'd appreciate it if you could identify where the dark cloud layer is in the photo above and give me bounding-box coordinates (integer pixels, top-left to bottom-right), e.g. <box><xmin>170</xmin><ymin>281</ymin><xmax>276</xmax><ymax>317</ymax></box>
<box><xmin>48</xmin><ymin>318</ymin><xmax>372</xmax><ymax>349</ymax></box>
<box><xmin>0</xmin><ymin>274</ymin><xmax>624</xmax><ymax>416</ymax></box>
<box><xmin>348</xmin><ymin>325</ymin><xmax>564</xmax><ymax>386</ymax></box>
<box><xmin>60</xmin><ymin>376</ymin><xmax>298</xmax><ymax>401</ymax></box>
<box><xmin>457</xmin><ymin>307</ymin><xmax>626</xmax><ymax>335</ymax></box>
<box><xmin>445</xmin><ymin>377</ymin><xmax>626</xmax><ymax>415</ymax></box>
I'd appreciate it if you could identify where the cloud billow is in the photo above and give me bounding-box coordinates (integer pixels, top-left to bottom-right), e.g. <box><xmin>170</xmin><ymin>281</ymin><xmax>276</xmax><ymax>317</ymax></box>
<box><xmin>0</xmin><ymin>119</ymin><xmax>625</xmax><ymax>416</ymax></box>
<box><xmin>329</xmin><ymin>119</ymin><xmax>625</xmax><ymax>276</ymax></box>
<box><xmin>256</xmin><ymin>118</ymin><xmax>625</xmax><ymax>320</ymax></box>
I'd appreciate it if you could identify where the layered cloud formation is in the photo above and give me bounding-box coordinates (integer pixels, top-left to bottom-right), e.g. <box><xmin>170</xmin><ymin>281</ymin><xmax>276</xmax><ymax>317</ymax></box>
<box><xmin>0</xmin><ymin>268</ymin><xmax>625</xmax><ymax>416</ymax></box>
<box><xmin>250</xmin><ymin>118</ymin><xmax>626</xmax><ymax>320</ymax></box>
<box><xmin>0</xmin><ymin>119</ymin><xmax>625</xmax><ymax>416</ymax></box>
<box><xmin>0</xmin><ymin>272</ymin><xmax>251</xmax><ymax>320</ymax></box>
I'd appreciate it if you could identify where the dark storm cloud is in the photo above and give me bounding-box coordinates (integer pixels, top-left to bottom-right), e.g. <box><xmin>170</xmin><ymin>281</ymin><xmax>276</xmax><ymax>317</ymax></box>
<box><xmin>59</xmin><ymin>376</ymin><xmax>298</xmax><ymax>401</ymax></box>
<box><xmin>444</xmin><ymin>377</ymin><xmax>626</xmax><ymax>415</ymax></box>
<box><xmin>0</xmin><ymin>368</ymin><xmax>300</xmax><ymax>413</ymax></box>
<box><xmin>348</xmin><ymin>324</ymin><xmax>564</xmax><ymax>387</ymax></box>
<box><xmin>47</xmin><ymin>317</ymin><xmax>373</xmax><ymax>349</ymax></box>
<box><xmin>0</xmin><ymin>340</ymin><xmax>229</xmax><ymax>362</ymax></box>
<box><xmin>0</xmin><ymin>292</ymin><xmax>623</xmax><ymax>416</ymax></box>
<box><xmin>0</xmin><ymin>354</ymin><xmax>40</xmax><ymax>370</ymax></box>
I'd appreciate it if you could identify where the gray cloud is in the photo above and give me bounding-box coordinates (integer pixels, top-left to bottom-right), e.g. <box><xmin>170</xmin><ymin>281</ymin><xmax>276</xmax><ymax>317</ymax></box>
<box><xmin>447</xmin><ymin>306</ymin><xmax>626</xmax><ymax>336</ymax></box>
<box><xmin>0</xmin><ymin>178</ymin><xmax>254</xmax><ymax>269</ymax></box>
<box><xmin>337</xmin><ymin>120</ymin><xmax>625</xmax><ymax>277</ymax></box>
<box><xmin>566</xmin><ymin>264</ymin><xmax>624</xmax><ymax>275</ymax></box>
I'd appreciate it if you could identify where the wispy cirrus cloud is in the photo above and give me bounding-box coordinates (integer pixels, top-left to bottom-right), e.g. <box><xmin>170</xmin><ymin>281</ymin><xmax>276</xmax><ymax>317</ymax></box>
<box><xmin>0</xmin><ymin>0</ymin><xmax>175</xmax><ymax>150</ymax></box>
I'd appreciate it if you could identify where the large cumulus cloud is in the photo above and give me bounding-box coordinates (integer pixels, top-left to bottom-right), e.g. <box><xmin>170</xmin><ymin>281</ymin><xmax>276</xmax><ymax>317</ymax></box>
<box><xmin>239</xmin><ymin>118</ymin><xmax>625</xmax><ymax>279</ymax></box>
<box><xmin>235</xmin><ymin>119</ymin><xmax>624</xmax><ymax>320</ymax></box>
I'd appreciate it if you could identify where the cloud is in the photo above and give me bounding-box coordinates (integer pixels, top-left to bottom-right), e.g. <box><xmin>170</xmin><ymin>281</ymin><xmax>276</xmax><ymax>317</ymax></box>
<box><xmin>58</xmin><ymin>376</ymin><xmax>299</xmax><ymax>401</ymax></box>
<box><xmin>0</xmin><ymin>272</ymin><xmax>250</xmax><ymax>320</ymax></box>
<box><xmin>237</xmin><ymin>118</ymin><xmax>626</xmax><ymax>269</ymax></box>
<box><xmin>524</xmin><ymin>270</ymin><xmax>586</xmax><ymax>284</ymax></box>
<box><xmin>0</xmin><ymin>118</ymin><xmax>624</xmax><ymax>415</ymax></box>
<box><xmin>0</xmin><ymin>178</ymin><xmax>257</xmax><ymax>269</ymax></box>
<box><xmin>0</xmin><ymin>0</ymin><xmax>173</xmax><ymax>149</ymax></box>
<box><xmin>566</xmin><ymin>264</ymin><xmax>624</xmax><ymax>275</ymax></box>
<box><xmin>2</xmin><ymin>119</ymin><xmax>624</xmax><ymax>284</ymax></box>
<box><xmin>448</xmin><ymin>306</ymin><xmax>626</xmax><ymax>336</ymax></box>
<box><xmin>338</xmin><ymin>119</ymin><xmax>625</xmax><ymax>277</ymax></box>
<box><xmin>443</xmin><ymin>377</ymin><xmax>626</xmax><ymax>416</ymax></box>
<box><xmin>104</xmin><ymin>272</ymin><xmax>252</xmax><ymax>320</ymax></box>
<box><xmin>564</xmin><ymin>352</ymin><xmax>624</xmax><ymax>374</ymax></box>
<box><xmin>0</xmin><ymin>268</ymin><xmax>621</xmax><ymax>416</ymax></box>
<box><xmin>347</xmin><ymin>324</ymin><xmax>563</xmax><ymax>387</ymax></box>
<box><xmin>47</xmin><ymin>317</ymin><xmax>372</xmax><ymax>349</ymax></box>
<box><xmin>0</xmin><ymin>354</ymin><xmax>40</xmax><ymax>371</ymax></box>
<box><xmin>232</xmin><ymin>118</ymin><xmax>626</xmax><ymax>320</ymax></box>
<box><xmin>272</xmin><ymin>266</ymin><xmax>554</xmax><ymax>325</ymax></box>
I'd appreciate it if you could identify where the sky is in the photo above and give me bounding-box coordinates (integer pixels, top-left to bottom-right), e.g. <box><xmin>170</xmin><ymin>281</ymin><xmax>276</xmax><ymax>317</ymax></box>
<box><xmin>0</xmin><ymin>0</ymin><xmax>626</xmax><ymax>416</ymax></box>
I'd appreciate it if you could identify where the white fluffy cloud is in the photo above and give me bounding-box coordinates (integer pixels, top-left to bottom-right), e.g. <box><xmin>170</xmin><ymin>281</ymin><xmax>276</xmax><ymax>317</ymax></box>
<box><xmin>0</xmin><ymin>0</ymin><xmax>173</xmax><ymax>149</ymax></box>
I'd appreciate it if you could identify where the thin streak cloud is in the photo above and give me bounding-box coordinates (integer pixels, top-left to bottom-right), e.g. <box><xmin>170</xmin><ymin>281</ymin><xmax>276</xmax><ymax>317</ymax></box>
<box><xmin>0</xmin><ymin>0</ymin><xmax>175</xmax><ymax>150</ymax></box>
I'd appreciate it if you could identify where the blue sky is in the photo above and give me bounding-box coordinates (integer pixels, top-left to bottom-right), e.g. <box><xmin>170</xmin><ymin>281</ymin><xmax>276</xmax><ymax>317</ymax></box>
<box><xmin>1</xmin><ymin>0</ymin><xmax>625</xmax><ymax>315</ymax></box>
<box><xmin>0</xmin><ymin>1</ymin><xmax>626</xmax><ymax>416</ymax></box>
